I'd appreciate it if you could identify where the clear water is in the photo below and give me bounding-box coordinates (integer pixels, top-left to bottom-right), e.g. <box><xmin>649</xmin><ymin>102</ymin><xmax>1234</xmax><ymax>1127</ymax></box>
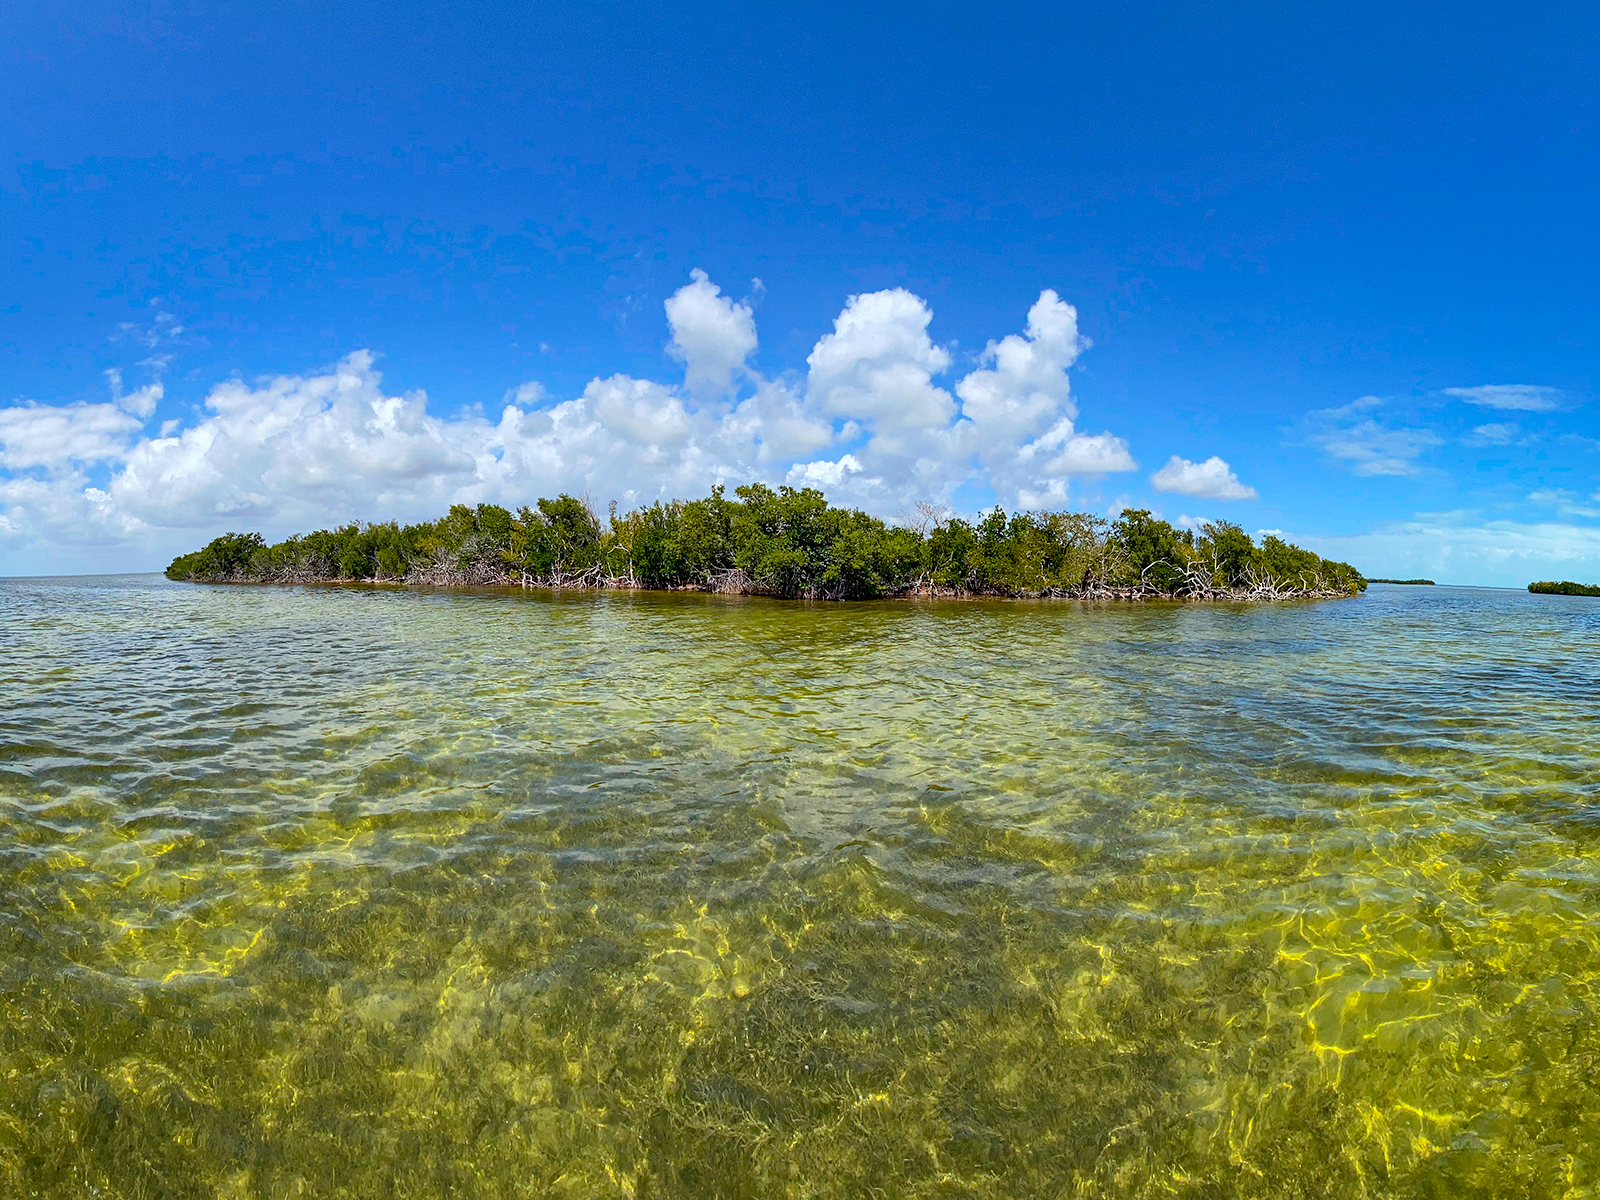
<box><xmin>2</xmin><ymin>575</ymin><xmax>1597</xmax><ymax>1198</ymax></box>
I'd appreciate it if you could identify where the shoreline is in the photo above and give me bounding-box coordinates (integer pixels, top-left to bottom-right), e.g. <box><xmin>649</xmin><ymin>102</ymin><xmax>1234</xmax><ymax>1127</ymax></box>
<box><xmin>174</xmin><ymin>572</ymin><xmax>1364</xmax><ymax>603</ymax></box>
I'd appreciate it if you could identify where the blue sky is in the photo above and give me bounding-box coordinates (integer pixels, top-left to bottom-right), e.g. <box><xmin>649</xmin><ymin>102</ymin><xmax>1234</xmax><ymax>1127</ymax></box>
<box><xmin>2</xmin><ymin>0</ymin><xmax>1596</xmax><ymax>584</ymax></box>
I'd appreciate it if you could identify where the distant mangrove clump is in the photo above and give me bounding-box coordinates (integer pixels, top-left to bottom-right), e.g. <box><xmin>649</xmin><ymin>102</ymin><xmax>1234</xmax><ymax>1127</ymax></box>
<box><xmin>1529</xmin><ymin>580</ymin><xmax>1600</xmax><ymax>597</ymax></box>
<box><xmin>166</xmin><ymin>485</ymin><xmax>1366</xmax><ymax>601</ymax></box>
<box><xmin>1368</xmin><ymin>578</ymin><xmax>1436</xmax><ymax>585</ymax></box>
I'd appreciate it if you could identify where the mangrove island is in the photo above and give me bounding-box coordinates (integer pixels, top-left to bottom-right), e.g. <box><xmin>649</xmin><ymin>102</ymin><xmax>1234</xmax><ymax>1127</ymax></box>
<box><xmin>167</xmin><ymin>485</ymin><xmax>1365</xmax><ymax>601</ymax></box>
<box><xmin>1529</xmin><ymin>580</ymin><xmax>1600</xmax><ymax>597</ymax></box>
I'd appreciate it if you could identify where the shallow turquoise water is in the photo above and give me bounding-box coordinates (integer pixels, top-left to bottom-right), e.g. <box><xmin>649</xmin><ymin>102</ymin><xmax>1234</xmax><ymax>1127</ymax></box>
<box><xmin>1</xmin><ymin>576</ymin><xmax>1598</xmax><ymax>1197</ymax></box>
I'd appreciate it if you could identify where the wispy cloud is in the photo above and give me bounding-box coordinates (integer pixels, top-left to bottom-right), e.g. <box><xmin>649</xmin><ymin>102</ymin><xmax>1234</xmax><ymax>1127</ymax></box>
<box><xmin>1444</xmin><ymin>384</ymin><xmax>1566</xmax><ymax>412</ymax></box>
<box><xmin>1304</xmin><ymin>396</ymin><xmax>1441</xmax><ymax>476</ymax></box>
<box><xmin>104</xmin><ymin>369</ymin><xmax>164</xmax><ymax>420</ymax></box>
<box><xmin>1464</xmin><ymin>422</ymin><xmax>1529</xmax><ymax>447</ymax></box>
<box><xmin>1527</xmin><ymin>489</ymin><xmax>1600</xmax><ymax>519</ymax></box>
<box><xmin>112</xmin><ymin>310</ymin><xmax>184</xmax><ymax>349</ymax></box>
<box><xmin>1298</xmin><ymin>514</ymin><xmax>1600</xmax><ymax>587</ymax></box>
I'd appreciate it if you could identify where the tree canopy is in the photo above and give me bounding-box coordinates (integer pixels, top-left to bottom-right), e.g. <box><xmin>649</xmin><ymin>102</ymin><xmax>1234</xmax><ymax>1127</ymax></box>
<box><xmin>1529</xmin><ymin>580</ymin><xmax>1600</xmax><ymax>597</ymax></box>
<box><xmin>167</xmin><ymin>488</ymin><xmax>1366</xmax><ymax>601</ymax></box>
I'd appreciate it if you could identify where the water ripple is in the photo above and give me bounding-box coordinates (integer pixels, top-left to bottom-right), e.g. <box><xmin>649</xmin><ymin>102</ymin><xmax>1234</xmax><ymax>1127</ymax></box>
<box><xmin>1</xmin><ymin>575</ymin><xmax>1598</xmax><ymax>1196</ymax></box>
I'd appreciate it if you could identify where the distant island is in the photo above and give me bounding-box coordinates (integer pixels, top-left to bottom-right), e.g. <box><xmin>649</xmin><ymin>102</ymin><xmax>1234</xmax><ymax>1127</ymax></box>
<box><xmin>1529</xmin><ymin>580</ymin><xmax>1600</xmax><ymax>597</ymax></box>
<box><xmin>166</xmin><ymin>486</ymin><xmax>1366</xmax><ymax>601</ymax></box>
<box><xmin>1368</xmin><ymin>578</ymin><xmax>1436</xmax><ymax>585</ymax></box>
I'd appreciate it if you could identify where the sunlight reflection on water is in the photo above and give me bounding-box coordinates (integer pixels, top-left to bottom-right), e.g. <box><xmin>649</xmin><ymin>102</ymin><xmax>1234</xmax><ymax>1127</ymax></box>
<box><xmin>2</xmin><ymin>576</ymin><xmax>1598</xmax><ymax>1196</ymax></box>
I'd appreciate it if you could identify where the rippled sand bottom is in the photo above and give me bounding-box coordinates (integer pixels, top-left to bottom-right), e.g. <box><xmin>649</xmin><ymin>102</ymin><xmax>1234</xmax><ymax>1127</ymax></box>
<box><xmin>2</xmin><ymin>576</ymin><xmax>1598</xmax><ymax>1197</ymax></box>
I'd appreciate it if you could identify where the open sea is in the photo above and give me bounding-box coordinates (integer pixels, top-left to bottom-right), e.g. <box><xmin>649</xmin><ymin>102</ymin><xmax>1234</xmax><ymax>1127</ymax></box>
<box><xmin>2</xmin><ymin>574</ymin><xmax>1598</xmax><ymax>1198</ymax></box>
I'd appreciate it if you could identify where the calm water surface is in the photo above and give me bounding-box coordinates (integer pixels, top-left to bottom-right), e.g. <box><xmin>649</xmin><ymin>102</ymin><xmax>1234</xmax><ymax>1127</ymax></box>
<box><xmin>2</xmin><ymin>576</ymin><xmax>1598</xmax><ymax>1198</ymax></box>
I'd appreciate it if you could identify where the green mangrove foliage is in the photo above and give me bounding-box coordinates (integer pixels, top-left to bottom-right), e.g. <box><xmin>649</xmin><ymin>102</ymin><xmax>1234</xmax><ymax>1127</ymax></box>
<box><xmin>167</xmin><ymin>486</ymin><xmax>1366</xmax><ymax>600</ymax></box>
<box><xmin>1529</xmin><ymin>580</ymin><xmax>1600</xmax><ymax>596</ymax></box>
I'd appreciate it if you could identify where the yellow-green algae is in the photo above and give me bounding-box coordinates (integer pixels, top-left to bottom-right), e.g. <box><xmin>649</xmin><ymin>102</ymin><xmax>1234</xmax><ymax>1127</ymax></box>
<box><xmin>1</xmin><ymin>575</ymin><xmax>1598</xmax><ymax>1198</ymax></box>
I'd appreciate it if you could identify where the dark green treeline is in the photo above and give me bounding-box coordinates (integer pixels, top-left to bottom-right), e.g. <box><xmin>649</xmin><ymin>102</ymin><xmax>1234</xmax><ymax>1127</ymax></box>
<box><xmin>166</xmin><ymin>484</ymin><xmax>1365</xmax><ymax>600</ymax></box>
<box><xmin>1529</xmin><ymin>580</ymin><xmax>1600</xmax><ymax>597</ymax></box>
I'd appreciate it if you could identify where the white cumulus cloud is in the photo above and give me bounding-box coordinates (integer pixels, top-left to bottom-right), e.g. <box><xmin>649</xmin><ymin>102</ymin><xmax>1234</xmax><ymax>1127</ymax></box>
<box><xmin>0</xmin><ymin>402</ymin><xmax>145</xmax><ymax>470</ymax></box>
<box><xmin>959</xmin><ymin>290</ymin><xmax>1133</xmax><ymax>505</ymax></box>
<box><xmin>664</xmin><ymin>269</ymin><xmax>758</xmax><ymax>397</ymax></box>
<box><xmin>0</xmin><ymin>274</ymin><xmax>1146</xmax><ymax>574</ymax></box>
<box><xmin>1150</xmin><ymin>455</ymin><xmax>1257</xmax><ymax>500</ymax></box>
<box><xmin>806</xmin><ymin>288</ymin><xmax>956</xmax><ymax>435</ymax></box>
<box><xmin>786</xmin><ymin>454</ymin><xmax>866</xmax><ymax>489</ymax></box>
